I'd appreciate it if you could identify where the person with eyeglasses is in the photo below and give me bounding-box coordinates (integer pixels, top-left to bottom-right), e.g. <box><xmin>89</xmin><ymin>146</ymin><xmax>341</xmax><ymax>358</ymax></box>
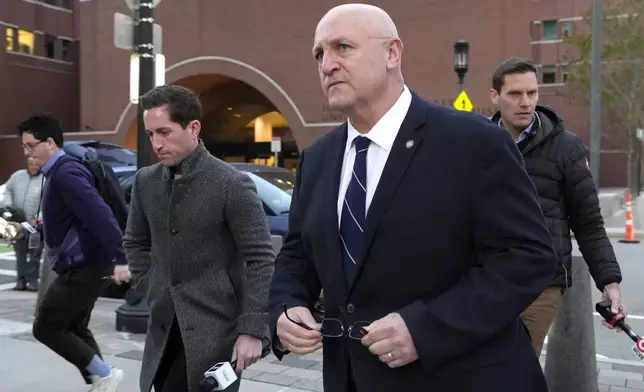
<box><xmin>14</xmin><ymin>113</ymin><xmax>130</xmax><ymax>392</ymax></box>
<box><xmin>267</xmin><ymin>4</ymin><xmax>557</xmax><ymax>392</ymax></box>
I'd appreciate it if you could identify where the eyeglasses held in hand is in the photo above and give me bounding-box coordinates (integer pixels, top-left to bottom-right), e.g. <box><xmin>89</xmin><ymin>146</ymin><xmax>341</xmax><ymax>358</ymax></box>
<box><xmin>282</xmin><ymin>303</ymin><xmax>370</xmax><ymax>340</ymax></box>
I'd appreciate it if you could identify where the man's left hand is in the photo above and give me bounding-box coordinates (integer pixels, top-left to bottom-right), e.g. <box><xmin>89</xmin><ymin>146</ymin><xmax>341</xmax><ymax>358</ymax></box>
<box><xmin>361</xmin><ymin>313</ymin><xmax>418</xmax><ymax>368</ymax></box>
<box><xmin>602</xmin><ymin>282</ymin><xmax>627</xmax><ymax>332</ymax></box>
<box><xmin>231</xmin><ymin>334</ymin><xmax>263</xmax><ymax>372</ymax></box>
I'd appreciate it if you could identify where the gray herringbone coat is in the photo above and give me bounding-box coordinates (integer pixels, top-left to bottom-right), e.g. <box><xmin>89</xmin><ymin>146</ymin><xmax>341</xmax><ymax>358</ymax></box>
<box><xmin>123</xmin><ymin>142</ymin><xmax>275</xmax><ymax>392</ymax></box>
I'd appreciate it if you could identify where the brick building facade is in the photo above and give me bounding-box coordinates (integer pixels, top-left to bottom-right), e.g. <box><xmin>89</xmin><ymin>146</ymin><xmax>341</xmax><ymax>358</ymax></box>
<box><xmin>0</xmin><ymin>0</ymin><xmax>629</xmax><ymax>186</ymax></box>
<box><xmin>0</xmin><ymin>0</ymin><xmax>79</xmax><ymax>181</ymax></box>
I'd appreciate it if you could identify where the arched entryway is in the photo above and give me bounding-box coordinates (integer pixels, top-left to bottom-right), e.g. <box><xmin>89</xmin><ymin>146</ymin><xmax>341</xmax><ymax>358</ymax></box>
<box><xmin>115</xmin><ymin>56</ymin><xmax>341</xmax><ymax>169</ymax></box>
<box><xmin>122</xmin><ymin>75</ymin><xmax>299</xmax><ymax>169</ymax></box>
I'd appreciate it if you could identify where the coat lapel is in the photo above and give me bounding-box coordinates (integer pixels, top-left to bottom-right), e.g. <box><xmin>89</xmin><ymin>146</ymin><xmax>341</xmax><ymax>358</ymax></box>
<box><xmin>350</xmin><ymin>95</ymin><xmax>428</xmax><ymax>291</ymax></box>
<box><xmin>324</xmin><ymin>125</ymin><xmax>350</xmax><ymax>293</ymax></box>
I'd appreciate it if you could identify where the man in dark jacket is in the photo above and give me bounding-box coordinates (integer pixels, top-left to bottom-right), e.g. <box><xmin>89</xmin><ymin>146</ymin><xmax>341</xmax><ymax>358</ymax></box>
<box><xmin>489</xmin><ymin>57</ymin><xmax>626</xmax><ymax>356</ymax></box>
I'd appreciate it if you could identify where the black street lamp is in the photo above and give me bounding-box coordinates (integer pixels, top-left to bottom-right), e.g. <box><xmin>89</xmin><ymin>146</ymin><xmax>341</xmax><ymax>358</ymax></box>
<box><xmin>453</xmin><ymin>39</ymin><xmax>470</xmax><ymax>93</ymax></box>
<box><xmin>113</xmin><ymin>0</ymin><xmax>158</xmax><ymax>334</ymax></box>
<box><xmin>136</xmin><ymin>0</ymin><xmax>156</xmax><ymax>169</ymax></box>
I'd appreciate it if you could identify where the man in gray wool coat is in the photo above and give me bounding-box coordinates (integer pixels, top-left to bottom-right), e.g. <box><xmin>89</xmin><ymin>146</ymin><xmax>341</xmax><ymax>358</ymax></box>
<box><xmin>121</xmin><ymin>85</ymin><xmax>275</xmax><ymax>392</ymax></box>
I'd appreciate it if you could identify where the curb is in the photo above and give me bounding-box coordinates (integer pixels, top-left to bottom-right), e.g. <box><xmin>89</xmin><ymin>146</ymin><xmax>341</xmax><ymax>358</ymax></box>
<box><xmin>573</xmin><ymin>228</ymin><xmax>644</xmax><ymax>240</ymax></box>
<box><xmin>603</xmin><ymin>232</ymin><xmax>644</xmax><ymax>240</ymax></box>
<box><xmin>97</xmin><ymin>297</ymin><xmax>127</xmax><ymax>305</ymax></box>
<box><xmin>540</xmin><ymin>350</ymin><xmax>644</xmax><ymax>368</ymax></box>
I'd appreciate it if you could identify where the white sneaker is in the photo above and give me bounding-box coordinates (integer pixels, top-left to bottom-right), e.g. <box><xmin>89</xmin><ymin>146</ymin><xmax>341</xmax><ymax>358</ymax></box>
<box><xmin>90</xmin><ymin>367</ymin><xmax>124</xmax><ymax>392</ymax></box>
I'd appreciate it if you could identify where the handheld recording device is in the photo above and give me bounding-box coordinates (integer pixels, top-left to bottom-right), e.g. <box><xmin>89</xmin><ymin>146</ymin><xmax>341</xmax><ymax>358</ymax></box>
<box><xmin>198</xmin><ymin>338</ymin><xmax>271</xmax><ymax>391</ymax></box>
<box><xmin>20</xmin><ymin>221</ymin><xmax>37</xmax><ymax>234</ymax></box>
<box><xmin>198</xmin><ymin>361</ymin><xmax>238</xmax><ymax>391</ymax></box>
<box><xmin>596</xmin><ymin>300</ymin><xmax>644</xmax><ymax>361</ymax></box>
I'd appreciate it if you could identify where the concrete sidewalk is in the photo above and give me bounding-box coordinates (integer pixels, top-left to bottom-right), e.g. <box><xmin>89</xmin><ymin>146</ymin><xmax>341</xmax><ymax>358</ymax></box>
<box><xmin>2</xmin><ymin>290</ymin><xmax>644</xmax><ymax>391</ymax></box>
<box><xmin>0</xmin><ymin>290</ymin><xmax>321</xmax><ymax>392</ymax></box>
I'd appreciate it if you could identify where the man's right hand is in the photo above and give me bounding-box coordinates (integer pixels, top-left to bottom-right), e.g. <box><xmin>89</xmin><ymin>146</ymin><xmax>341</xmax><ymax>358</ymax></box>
<box><xmin>112</xmin><ymin>265</ymin><xmax>132</xmax><ymax>285</ymax></box>
<box><xmin>0</xmin><ymin>219</ymin><xmax>23</xmax><ymax>240</ymax></box>
<box><xmin>276</xmin><ymin>306</ymin><xmax>323</xmax><ymax>354</ymax></box>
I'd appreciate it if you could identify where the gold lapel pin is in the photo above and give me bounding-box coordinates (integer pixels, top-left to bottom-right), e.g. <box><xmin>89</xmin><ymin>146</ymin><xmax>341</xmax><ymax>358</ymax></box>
<box><xmin>405</xmin><ymin>140</ymin><xmax>415</xmax><ymax>148</ymax></box>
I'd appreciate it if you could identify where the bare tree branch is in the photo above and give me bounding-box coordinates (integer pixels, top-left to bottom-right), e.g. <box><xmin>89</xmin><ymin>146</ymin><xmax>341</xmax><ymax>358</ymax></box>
<box><xmin>563</xmin><ymin>0</ymin><xmax>644</xmax><ymax>190</ymax></box>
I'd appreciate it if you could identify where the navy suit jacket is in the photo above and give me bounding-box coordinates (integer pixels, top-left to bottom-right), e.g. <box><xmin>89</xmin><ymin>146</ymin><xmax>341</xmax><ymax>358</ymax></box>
<box><xmin>268</xmin><ymin>92</ymin><xmax>556</xmax><ymax>392</ymax></box>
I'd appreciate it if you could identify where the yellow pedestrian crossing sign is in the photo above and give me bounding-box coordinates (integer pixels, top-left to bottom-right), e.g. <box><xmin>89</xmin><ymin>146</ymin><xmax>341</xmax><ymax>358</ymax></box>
<box><xmin>453</xmin><ymin>90</ymin><xmax>473</xmax><ymax>112</ymax></box>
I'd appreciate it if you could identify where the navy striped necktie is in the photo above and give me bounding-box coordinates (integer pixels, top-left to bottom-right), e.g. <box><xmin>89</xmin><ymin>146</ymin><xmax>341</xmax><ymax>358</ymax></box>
<box><xmin>339</xmin><ymin>136</ymin><xmax>371</xmax><ymax>283</ymax></box>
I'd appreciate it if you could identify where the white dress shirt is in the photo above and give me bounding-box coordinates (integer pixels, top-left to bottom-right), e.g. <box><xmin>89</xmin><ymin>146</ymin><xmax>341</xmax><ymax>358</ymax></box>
<box><xmin>337</xmin><ymin>85</ymin><xmax>413</xmax><ymax>226</ymax></box>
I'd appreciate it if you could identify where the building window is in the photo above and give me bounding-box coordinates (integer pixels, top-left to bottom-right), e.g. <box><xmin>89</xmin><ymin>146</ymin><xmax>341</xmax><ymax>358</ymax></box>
<box><xmin>541</xmin><ymin>66</ymin><xmax>557</xmax><ymax>84</ymax></box>
<box><xmin>542</xmin><ymin>20</ymin><xmax>558</xmax><ymax>40</ymax></box>
<box><xmin>561</xmin><ymin>21</ymin><xmax>573</xmax><ymax>38</ymax></box>
<box><xmin>61</xmin><ymin>39</ymin><xmax>71</xmax><ymax>61</ymax></box>
<box><xmin>561</xmin><ymin>65</ymin><xmax>569</xmax><ymax>84</ymax></box>
<box><xmin>7</xmin><ymin>26</ymin><xmax>73</xmax><ymax>62</ymax></box>
<box><xmin>17</xmin><ymin>29</ymin><xmax>35</xmax><ymax>54</ymax></box>
<box><xmin>5</xmin><ymin>27</ymin><xmax>15</xmax><ymax>51</ymax></box>
<box><xmin>7</xmin><ymin>27</ymin><xmax>36</xmax><ymax>54</ymax></box>
<box><xmin>44</xmin><ymin>34</ymin><xmax>56</xmax><ymax>58</ymax></box>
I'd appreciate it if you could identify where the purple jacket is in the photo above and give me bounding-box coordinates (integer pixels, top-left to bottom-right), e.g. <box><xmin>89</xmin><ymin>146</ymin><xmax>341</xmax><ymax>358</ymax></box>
<box><xmin>41</xmin><ymin>151</ymin><xmax>126</xmax><ymax>273</ymax></box>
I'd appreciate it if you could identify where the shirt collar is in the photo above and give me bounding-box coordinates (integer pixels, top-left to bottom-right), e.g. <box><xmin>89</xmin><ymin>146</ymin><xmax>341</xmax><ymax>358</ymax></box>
<box><xmin>40</xmin><ymin>150</ymin><xmax>67</xmax><ymax>176</ymax></box>
<box><xmin>345</xmin><ymin>85</ymin><xmax>412</xmax><ymax>154</ymax></box>
<box><xmin>498</xmin><ymin>114</ymin><xmax>538</xmax><ymax>144</ymax></box>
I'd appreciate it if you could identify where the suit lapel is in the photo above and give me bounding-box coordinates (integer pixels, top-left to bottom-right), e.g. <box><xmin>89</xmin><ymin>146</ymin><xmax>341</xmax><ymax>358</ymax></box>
<box><xmin>349</xmin><ymin>95</ymin><xmax>428</xmax><ymax>292</ymax></box>
<box><xmin>324</xmin><ymin>126</ymin><xmax>349</xmax><ymax>293</ymax></box>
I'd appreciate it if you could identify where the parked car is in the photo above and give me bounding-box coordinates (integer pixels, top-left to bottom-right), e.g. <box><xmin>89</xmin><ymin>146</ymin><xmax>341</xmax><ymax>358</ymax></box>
<box><xmin>63</xmin><ymin>140</ymin><xmax>137</xmax><ymax>167</ymax></box>
<box><xmin>113</xmin><ymin>162</ymin><xmax>294</xmax><ymax>237</ymax></box>
<box><xmin>230</xmin><ymin>163</ymin><xmax>293</xmax><ymax>237</ymax></box>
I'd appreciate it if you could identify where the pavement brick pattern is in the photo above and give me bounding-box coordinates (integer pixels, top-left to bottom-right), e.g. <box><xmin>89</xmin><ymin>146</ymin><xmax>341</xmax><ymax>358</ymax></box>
<box><xmin>1</xmin><ymin>291</ymin><xmax>643</xmax><ymax>391</ymax></box>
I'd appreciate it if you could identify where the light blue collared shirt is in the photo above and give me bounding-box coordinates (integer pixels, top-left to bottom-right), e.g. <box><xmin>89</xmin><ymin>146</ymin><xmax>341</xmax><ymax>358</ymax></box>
<box><xmin>40</xmin><ymin>150</ymin><xmax>67</xmax><ymax>176</ymax></box>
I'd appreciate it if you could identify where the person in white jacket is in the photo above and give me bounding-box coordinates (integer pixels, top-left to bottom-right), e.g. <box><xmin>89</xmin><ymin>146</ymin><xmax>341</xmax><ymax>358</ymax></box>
<box><xmin>0</xmin><ymin>157</ymin><xmax>44</xmax><ymax>291</ymax></box>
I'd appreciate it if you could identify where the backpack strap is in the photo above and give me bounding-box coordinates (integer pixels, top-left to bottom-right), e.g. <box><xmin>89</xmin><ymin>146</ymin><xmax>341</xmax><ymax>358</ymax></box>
<box><xmin>47</xmin><ymin>155</ymin><xmax>79</xmax><ymax>181</ymax></box>
<box><xmin>43</xmin><ymin>156</ymin><xmax>81</xmax><ymax>246</ymax></box>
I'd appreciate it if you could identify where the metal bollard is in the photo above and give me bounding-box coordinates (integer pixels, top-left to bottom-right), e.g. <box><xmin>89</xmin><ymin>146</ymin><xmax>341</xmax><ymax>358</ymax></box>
<box><xmin>544</xmin><ymin>256</ymin><xmax>598</xmax><ymax>392</ymax></box>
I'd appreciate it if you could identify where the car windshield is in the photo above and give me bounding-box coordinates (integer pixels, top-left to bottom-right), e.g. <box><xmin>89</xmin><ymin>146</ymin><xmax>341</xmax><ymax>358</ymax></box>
<box><xmin>242</xmin><ymin>171</ymin><xmax>294</xmax><ymax>215</ymax></box>
<box><xmin>92</xmin><ymin>146</ymin><xmax>136</xmax><ymax>166</ymax></box>
<box><xmin>114</xmin><ymin>169</ymin><xmax>136</xmax><ymax>187</ymax></box>
<box><xmin>65</xmin><ymin>142</ymin><xmax>137</xmax><ymax>167</ymax></box>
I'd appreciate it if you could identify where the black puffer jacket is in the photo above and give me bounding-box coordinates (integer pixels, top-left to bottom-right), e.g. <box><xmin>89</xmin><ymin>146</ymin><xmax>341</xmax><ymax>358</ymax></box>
<box><xmin>491</xmin><ymin>105</ymin><xmax>622</xmax><ymax>290</ymax></box>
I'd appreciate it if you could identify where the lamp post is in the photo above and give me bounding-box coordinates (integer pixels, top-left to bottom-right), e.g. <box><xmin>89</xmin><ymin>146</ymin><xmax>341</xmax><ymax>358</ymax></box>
<box><xmin>135</xmin><ymin>0</ymin><xmax>155</xmax><ymax>169</ymax></box>
<box><xmin>114</xmin><ymin>0</ymin><xmax>158</xmax><ymax>334</ymax></box>
<box><xmin>453</xmin><ymin>39</ymin><xmax>470</xmax><ymax>93</ymax></box>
